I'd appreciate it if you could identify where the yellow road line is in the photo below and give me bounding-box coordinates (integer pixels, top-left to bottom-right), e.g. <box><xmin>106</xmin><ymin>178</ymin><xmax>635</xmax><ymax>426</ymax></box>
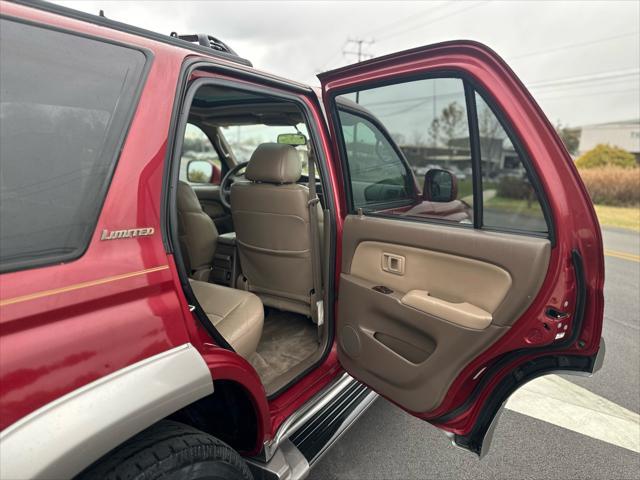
<box><xmin>0</xmin><ymin>265</ymin><xmax>170</xmax><ymax>307</ymax></box>
<box><xmin>605</xmin><ymin>249</ymin><xmax>640</xmax><ymax>263</ymax></box>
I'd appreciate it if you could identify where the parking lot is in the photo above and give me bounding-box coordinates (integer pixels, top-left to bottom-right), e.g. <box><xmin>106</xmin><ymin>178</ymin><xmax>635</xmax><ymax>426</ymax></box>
<box><xmin>315</xmin><ymin>227</ymin><xmax>640</xmax><ymax>480</ymax></box>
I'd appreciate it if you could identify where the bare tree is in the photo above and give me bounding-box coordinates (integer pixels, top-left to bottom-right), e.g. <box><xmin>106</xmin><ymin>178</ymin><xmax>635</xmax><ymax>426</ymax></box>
<box><xmin>428</xmin><ymin>117</ymin><xmax>441</xmax><ymax>148</ymax></box>
<box><xmin>391</xmin><ymin>132</ymin><xmax>406</xmax><ymax>146</ymax></box>
<box><xmin>438</xmin><ymin>102</ymin><xmax>466</xmax><ymax>166</ymax></box>
<box><xmin>477</xmin><ymin>103</ymin><xmax>502</xmax><ymax>175</ymax></box>
<box><xmin>411</xmin><ymin>130</ymin><xmax>425</xmax><ymax>146</ymax></box>
<box><xmin>440</xmin><ymin>102</ymin><xmax>466</xmax><ymax>144</ymax></box>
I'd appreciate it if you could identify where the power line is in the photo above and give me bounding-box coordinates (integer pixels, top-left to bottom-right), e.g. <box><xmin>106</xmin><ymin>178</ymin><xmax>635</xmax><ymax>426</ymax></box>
<box><xmin>316</xmin><ymin>37</ymin><xmax>374</xmax><ymax>73</ymax></box>
<box><xmin>314</xmin><ymin>0</ymin><xmax>482</xmax><ymax>73</ymax></box>
<box><xmin>529</xmin><ymin>76</ymin><xmax>639</xmax><ymax>94</ymax></box>
<box><xmin>535</xmin><ymin>87</ymin><xmax>639</xmax><ymax>102</ymax></box>
<box><xmin>360</xmin><ymin>1</ymin><xmax>453</xmax><ymax>40</ymax></box>
<box><xmin>508</xmin><ymin>31</ymin><xmax>640</xmax><ymax>61</ymax></box>
<box><xmin>350</xmin><ymin>74</ymin><xmax>639</xmax><ymax>111</ymax></box>
<box><xmin>350</xmin><ymin>81</ymin><xmax>638</xmax><ymax>118</ymax></box>
<box><xmin>528</xmin><ymin>68</ymin><xmax>639</xmax><ymax>89</ymax></box>
<box><xmin>378</xmin><ymin>0</ymin><xmax>491</xmax><ymax>42</ymax></box>
<box><xmin>316</xmin><ymin>48</ymin><xmax>345</xmax><ymax>73</ymax></box>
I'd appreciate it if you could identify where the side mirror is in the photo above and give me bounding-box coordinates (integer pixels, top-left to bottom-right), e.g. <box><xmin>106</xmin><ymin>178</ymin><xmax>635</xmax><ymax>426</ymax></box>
<box><xmin>423</xmin><ymin>169</ymin><xmax>457</xmax><ymax>202</ymax></box>
<box><xmin>187</xmin><ymin>160</ymin><xmax>214</xmax><ymax>183</ymax></box>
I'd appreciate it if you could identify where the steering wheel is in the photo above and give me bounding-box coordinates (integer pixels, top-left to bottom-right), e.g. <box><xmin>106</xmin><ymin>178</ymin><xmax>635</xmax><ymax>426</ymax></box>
<box><xmin>219</xmin><ymin>161</ymin><xmax>249</xmax><ymax>210</ymax></box>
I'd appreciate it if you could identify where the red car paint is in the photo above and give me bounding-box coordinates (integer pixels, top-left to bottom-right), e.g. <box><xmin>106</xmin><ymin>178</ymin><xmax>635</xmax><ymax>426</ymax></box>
<box><xmin>0</xmin><ymin>0</ymin><xmax>603</xmax><ymax>460</ymax></box>
<box><xmin>0</xmin><ymin>2</ymin><xmax>344</xmax><ymax>453</ymax></box>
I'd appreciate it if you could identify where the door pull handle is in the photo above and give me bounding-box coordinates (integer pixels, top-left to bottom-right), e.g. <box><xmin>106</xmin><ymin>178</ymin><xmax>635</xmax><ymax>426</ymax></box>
<box><xmin>382</xmin><ymin>253</ymin><xmax>405</xmax><ymax>275</ymax></box>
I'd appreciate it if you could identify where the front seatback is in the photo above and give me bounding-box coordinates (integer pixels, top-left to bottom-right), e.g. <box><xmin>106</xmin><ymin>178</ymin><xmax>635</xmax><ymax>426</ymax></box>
<box><xmin>176</xmin><ymin>181</ymin><xmax>218</xmax><ymax>280</ymax></box>
<box><xmin>231</xmin><ymin>143</ymin><xmax>317</xmax><ymax>316</ymax></box>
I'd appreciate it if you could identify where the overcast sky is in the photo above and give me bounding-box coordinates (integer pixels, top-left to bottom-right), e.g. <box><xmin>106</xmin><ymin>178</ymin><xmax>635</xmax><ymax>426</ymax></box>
<box><xmin>55</xmin><ymin>0</ymin><xmax>640</xmax><ymax>127</ymax></box>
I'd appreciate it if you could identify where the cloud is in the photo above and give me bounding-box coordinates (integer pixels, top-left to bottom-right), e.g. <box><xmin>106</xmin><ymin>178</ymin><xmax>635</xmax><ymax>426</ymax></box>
<box><xmin>53</xmin><ymin>0</ymin><xmax>640</xmax><ymax>126</ymax></box>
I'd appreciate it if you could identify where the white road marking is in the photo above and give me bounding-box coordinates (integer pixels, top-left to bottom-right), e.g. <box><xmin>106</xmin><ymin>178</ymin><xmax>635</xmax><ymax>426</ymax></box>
<box><xmin>505</xmin><ymin>374</ymin><xmax>640</xmax><ymax>453</ymax></box>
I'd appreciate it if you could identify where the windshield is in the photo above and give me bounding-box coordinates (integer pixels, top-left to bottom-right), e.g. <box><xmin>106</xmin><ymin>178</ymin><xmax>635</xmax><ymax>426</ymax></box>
<box><xmin>220</xmin><ymin>123</ymin><xmax>316</xmax><ymax>176</ymax></box>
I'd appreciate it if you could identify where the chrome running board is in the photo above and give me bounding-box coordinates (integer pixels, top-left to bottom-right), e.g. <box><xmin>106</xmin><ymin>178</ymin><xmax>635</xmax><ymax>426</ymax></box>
<box><xmin>246</xmin><ymin>372</ymin><xmax>377</xmax><ymax>480</ymax></box>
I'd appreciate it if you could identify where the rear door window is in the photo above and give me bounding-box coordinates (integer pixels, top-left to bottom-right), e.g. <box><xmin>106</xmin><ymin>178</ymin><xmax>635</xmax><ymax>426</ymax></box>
<box><xmin>0</xmin><ymin>19</ymin><xmax>147</xmax><ymax>272</ymax></box>
<box><xmin>333</xmin><ymin>76</ymin><xmax>549</xmax><ymax>234</ymax></box>
<box><xmin>474</xmin><ymin>92</ymin><xmax>548</xmax><ymax>233</ymax></box>
<box><xmin>336</xmin><ymin>78</ymin><xmax>474</xmax><ymax>224</ymax></box>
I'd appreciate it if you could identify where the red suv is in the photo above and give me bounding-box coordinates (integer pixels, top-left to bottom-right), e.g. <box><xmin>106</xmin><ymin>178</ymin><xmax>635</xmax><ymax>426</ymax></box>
<box><xmin>0</xmin><ymin>2</ymin><xmax>605</xmax><ymax>479</ymax></box>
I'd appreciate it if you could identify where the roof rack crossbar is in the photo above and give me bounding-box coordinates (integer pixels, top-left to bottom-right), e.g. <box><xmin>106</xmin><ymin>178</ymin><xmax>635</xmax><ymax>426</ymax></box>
<box><xmin>170</xmin><ymin>32</ymin><xmax>239</xmax><ymax>57</ymax></box>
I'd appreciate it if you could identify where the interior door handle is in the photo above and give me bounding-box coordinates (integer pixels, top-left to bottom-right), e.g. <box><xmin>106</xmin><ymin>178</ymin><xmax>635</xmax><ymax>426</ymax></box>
<box><xmin>382</xmin><ymin>252</ymin><xmax>405</xmax><ymax>275</ymax></box>
<box><xmin>401</xmin><ymin>290</ymin><xmax>492</xmax><ymax>330</ymax></box>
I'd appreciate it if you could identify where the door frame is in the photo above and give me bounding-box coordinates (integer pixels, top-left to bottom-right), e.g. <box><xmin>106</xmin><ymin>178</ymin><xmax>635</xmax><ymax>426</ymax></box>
<box><xmin>160</xmin><ymin>58</ymin><xmax>342</xmax><ymax>401</ymax></box>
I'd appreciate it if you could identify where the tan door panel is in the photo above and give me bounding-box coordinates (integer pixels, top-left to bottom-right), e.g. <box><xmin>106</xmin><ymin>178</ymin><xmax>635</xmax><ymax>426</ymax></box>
<box><xmin>350</xmin><ymin>241</ymin><xmax>512</xmax><ymax>315</ymax></box>
<box><xmin>338</xmin><ymin>274</ymin><xmax>508</xmax><ymax>412</ymax></box>
<box><xmin>338</xmin><ymin>215</ymin><xmax>550</xmax><ymax>413</ymax></box>
<box><xmin>342</xmin><ymin>215</ymin><xmax>550</xmax><ymax>327</ymax></box>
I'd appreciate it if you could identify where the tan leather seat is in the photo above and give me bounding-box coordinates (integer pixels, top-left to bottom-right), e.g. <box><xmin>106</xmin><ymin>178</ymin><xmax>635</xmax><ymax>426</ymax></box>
<box><xmin>177</xmin><ymin>181</ymin><xmax>263</xmax><ymax>358</ymax></box>
<box><xmin>189</xmin><ymin>279</ymin><xmax>263</xmax><ymax>358</ymax></box>
<box><xmin>231</xmin><ymin>143</ymin><xmax>322</xmax><ymax>317</ymax></box>
<box><xmin>176</xmin><ymin>181</ymin><xmax>218</xmax><ymax>281</ymax></box>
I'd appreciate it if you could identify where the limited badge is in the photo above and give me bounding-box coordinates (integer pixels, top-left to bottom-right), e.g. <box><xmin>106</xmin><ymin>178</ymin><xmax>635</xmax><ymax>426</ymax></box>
<box><xmin>100</xmin><ymin>227</ymin><xmax>155</xmax><ymax>241</ymax></box>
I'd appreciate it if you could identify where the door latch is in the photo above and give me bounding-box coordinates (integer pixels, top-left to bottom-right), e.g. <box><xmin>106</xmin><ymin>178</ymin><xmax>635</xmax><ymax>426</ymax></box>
<box><xmin>382</xmin><ymin>252</ymin><xmax>405</xmax><ymax>275</ymax></box>
<box><xmin>546</xmin><ymin>307</ymin><xmax>569</xmax><ymax>319</ymax></box>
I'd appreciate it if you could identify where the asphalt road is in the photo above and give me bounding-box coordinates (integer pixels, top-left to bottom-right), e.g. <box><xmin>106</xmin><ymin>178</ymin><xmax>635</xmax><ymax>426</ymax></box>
<box><xmin>314</xmin><ymin>227</ymin><xmax>640</xmax><ymax>480</ymax></box>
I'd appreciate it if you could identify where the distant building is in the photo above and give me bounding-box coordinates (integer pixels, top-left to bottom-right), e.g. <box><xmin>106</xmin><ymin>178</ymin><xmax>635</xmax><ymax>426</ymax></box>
<box><xmin>398</xmin><ymin>136</ymin><xmax>523</xmax><ymax>178</ymax></box>
<box><xmin>578</xmin><ymin>119</ymin><xmax>640</xmax><ymax>162</ymax></box>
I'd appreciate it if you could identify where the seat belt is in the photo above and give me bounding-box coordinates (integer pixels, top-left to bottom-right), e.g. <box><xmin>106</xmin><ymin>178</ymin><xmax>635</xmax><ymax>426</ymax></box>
<box><xmin>307</xmin><ymin>155</ymin><xmax>324</xmax><ymax>332</ymax></box>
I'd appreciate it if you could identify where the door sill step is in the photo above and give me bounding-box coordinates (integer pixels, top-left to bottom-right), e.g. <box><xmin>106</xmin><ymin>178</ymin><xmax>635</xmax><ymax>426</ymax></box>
<box><xmin>247</xmin><ymin>373</ymin><xmax>377</xmax><ymax>479</ymax></box>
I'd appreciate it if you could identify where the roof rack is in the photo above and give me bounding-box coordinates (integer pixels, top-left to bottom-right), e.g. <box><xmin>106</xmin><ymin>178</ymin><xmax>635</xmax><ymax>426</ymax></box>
<box><xmin>170</xmin><ymin>33</ymin><xmax>239</xmax><ymax>57</ymax></box>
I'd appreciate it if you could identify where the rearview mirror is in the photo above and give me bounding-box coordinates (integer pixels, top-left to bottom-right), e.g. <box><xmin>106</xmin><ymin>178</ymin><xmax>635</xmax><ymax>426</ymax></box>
<box><xmin>187</xmin><ymin>160</ymin><xmax>214</xmax><ymax>183</ymax></box>
<box><xmin>277</xmin><ymin>133</ymin><xmax>307</xmax><ymax>146</ymax></box>
<box><xmin>423</xmin><ymin>169</ymin><xmax>457</xmax><ymax>202</ymax></box>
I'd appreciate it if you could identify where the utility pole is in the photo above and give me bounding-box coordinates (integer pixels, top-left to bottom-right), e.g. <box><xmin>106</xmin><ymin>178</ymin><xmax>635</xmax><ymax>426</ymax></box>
<box><xmin>343</xmin><ymin>37</ymin><xmax>375</xmax><ymax>63</ymax></box>
<box><xmin>343</xmin><ymin>38</ymin><xmax>374</xmax><ymax>104</ymax></box>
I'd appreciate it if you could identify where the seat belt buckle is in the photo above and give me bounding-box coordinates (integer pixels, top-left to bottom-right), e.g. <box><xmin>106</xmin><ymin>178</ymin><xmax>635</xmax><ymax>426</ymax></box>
<box><xmin>316</xmin><ymin>300</ymin><xmax>324</xmax><ymax>326</ymax></box>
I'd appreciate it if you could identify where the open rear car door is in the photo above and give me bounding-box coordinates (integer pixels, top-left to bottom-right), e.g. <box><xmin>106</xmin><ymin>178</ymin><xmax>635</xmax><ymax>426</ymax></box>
<box><xmin>319</xmin><ymin>41</ymin><xmax>605</xmax><ymax>457</ymax></box>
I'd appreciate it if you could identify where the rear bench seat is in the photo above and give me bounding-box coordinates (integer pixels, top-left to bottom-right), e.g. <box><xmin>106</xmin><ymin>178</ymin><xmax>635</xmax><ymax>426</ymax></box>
<box><xmin>189</xmin><ymin>280</ymin><xmax>263</xmax><ymax>358</ymax></box>
<box><xmin>177</xmin><ymin>181</ymin><xmax>264</xmax><ymax>359</ymax></box>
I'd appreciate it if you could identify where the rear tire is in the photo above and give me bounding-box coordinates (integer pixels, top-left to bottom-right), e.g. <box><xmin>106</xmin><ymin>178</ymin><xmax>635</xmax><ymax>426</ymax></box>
<box><xmin>78</xmin><ymin>420</ymin><xmax>253</xmax><ymax>480</ymax></box>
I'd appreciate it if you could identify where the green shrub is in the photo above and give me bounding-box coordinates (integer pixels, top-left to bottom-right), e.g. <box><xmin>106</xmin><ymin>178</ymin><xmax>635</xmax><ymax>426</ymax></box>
<box><xmin>578</xmin><ymin>166</ymin><xmax>640</xmax><ymax>206</ymax></box>
<box><xmin>575</xmin><ymin>144</ymin><xmax>637</xmax><ymax>169</ymax></box>
<box><xmin>496</xmin><ymin>176</ymin><xmax>532</xmax><ymax>199</ymax></box>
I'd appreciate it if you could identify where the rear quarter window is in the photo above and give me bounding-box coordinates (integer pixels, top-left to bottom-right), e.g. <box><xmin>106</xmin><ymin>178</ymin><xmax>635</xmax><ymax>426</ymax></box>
<box><xmin>0</xmin><ymin>19</ymin><xmax>148</xmax><ymax>272</ymax></box>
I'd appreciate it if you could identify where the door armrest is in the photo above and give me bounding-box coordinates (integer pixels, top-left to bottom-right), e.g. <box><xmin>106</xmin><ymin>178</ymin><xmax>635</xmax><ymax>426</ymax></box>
<box><xmin>400</xmin><ymin>290</ymin><xmax>492</xmax><ymax>330</ymax></box>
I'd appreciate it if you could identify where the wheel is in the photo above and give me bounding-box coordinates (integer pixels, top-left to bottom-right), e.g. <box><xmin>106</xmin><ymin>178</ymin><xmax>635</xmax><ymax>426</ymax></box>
<box><xmin>78</xmin><ymin>420</ymin><xmax>253</xmax><ymax>480</ymax></box>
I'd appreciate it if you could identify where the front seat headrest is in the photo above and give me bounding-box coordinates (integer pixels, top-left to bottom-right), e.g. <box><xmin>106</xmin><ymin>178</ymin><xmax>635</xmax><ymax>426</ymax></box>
<box><xmin>245</xmin><ymin>143</ymin><xmax>302</xmax><ymax>184</ymax></box>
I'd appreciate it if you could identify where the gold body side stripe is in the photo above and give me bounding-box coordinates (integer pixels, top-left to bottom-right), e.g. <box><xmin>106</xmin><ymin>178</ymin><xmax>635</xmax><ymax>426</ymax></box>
<box><xmin>0</xmin><ymin>265</ymin><xmax>170</xmax><ymax>307</ymax></box>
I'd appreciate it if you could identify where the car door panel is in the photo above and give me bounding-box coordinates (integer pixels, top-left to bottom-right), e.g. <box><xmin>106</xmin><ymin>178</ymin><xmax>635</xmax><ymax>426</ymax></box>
<box><xmin>342</xmin><ymin>215</ymin><xmax>551</xmax><ymax>326</ymax></box>
<box><xmin>338</xmin><ymin>214</ymin><xmax>550</xmax><ymax>412</ymax></box>
<box><xmin>349</xmin><ymin>241</ymin><xmax>512</xmax><ymax>322</ymax></box>
<box><xmin>320</xmin><ymin>41</ymin><xmax>603</xmax><ymax>455</ymax></box>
